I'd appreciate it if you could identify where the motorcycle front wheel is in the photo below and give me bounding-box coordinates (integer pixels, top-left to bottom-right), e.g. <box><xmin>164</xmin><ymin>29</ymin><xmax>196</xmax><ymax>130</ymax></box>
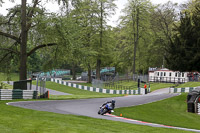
<box><xmin>100</xmin><ymin>109</ymin><xmax>108</xmax><ymax>115</ymax></box>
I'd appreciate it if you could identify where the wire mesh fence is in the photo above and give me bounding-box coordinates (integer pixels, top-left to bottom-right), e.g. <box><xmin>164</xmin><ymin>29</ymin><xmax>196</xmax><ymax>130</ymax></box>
<box><xmin>92</xmin><ymin>79</ymin><xmax>104</xmax><ymax>89</ymax></box>
<box><xmin>36</xmin><ymin>77</ymin><xmax>48</xmax><ymax>98</ymax></box>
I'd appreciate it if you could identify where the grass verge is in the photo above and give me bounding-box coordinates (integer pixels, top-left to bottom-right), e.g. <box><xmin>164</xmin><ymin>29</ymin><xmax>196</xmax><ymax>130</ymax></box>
<box><xmin>34</xmin><ymin>81</ymin><xmax>124</xmax><ymax>100</ymax></box>
<box><xmin>113</xmin><ymin>93</ymin><xmax>200</xmax><ymax>130</ymax></box>
<box><xmin>78</xmin><ymin>81</ymin><xmax>200</xmax><ymax>92</ymax></box>
<box><xmin>78</xmin><ymin>82</ymin><xmax>174</xmax><ymax>92</ymax></box>
<box><xmin>149</xmin><ymin>82</ymin><xmax>174</xmax><ymax>92</ymax></box>
<box><xmin>176</xmin><ymin>82</ymin><xmax>200</xmax><ymax>88</ymax></box>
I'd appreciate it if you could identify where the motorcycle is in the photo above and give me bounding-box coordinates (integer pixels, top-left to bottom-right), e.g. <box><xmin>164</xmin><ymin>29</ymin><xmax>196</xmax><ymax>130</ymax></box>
<box><xmin>98</xmin><ymin>103</ymin><xmax>114</xmax><ymax>115</ymax></box>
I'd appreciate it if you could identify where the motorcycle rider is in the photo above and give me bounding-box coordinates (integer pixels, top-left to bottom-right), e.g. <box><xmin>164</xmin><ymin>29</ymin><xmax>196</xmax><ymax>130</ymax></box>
<box><xmin>102</xmin><ymin>99</ymin><xmax>115</xmax><ymax>109</ymax></box>
<box><xmin>99</xmin><ymin>99</ymin><xmax>116</xmax><ymax>114</ymax></box>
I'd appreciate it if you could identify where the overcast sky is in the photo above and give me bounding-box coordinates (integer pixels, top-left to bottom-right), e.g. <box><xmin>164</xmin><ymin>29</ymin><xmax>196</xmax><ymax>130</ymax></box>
<box><xmin>0</xmin><ymin>0</ymin><xmax>187</xmax><ymax>27</ymax></box>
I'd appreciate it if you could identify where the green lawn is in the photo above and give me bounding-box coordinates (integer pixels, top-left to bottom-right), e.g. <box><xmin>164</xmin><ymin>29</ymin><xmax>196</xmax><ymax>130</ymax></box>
<box><xmin>77</xmin><ymin>81</ymin><xmax>138</xmax><ymax>90</ymax></box>
<box><xmin>0</xmin><ymin>73</ymin><xmax>19</xmax><ymax>81</ymax></box>
<box><xmin>33</xmin><ymin>81</ymin><xmax>124</xmax><ymax>100</ymax></box>
<box><xmin>77</xmin><ymin>83</ymin><xmax>93</xmax><ymax>87</ymax></box>
<box><xmin>176</xmin><ymin>82</ymin><xmax>200</xmax><ymax>88</ymax></box>
<box><xmin>0</xmin><ymin>100</ymin><xmax>191</xmax><ymax>133</ymax></box>
<box><xmin>0</xmin><ymin>74</ymin><xmax>196</xmax><ymax>132</ymax></box>
<box><xmin>0</xmin><ymin>73</ymin><xmax>19</xmax><ymax>89</ymax></box>
<box><xmin>149</xmin><ymin>82</ymin><xmax>174</xmax><ymax>92</ymax></box>
<box><xmin>0</xmin><ymin>81</ymin><xmax>13</xmax><ymax>89</ymax></box>
<box><xmin>78</xmin><ymin>81</ymin><xmax>200</xmax><ymax>93</ymax></box>
<box><xmin>113</xmin><ymin>93</ymin><xmax>200</xmax><ymax>130</ymax></box>
<box><xmin>78</xmin><ymin>81</ymin><xmax>174</xmax><ymax>92</ymax></box>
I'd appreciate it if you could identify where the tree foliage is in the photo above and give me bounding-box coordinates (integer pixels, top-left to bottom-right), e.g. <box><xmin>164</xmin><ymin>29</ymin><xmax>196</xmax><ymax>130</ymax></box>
<box><xmin>114</xmin><ymin>0</ymin><xmax>154</xmax><ymax>74</ymax></box>
<box><xmin>166</xmin><ymin>1</ymin><xmax>200</xmax><ymax>72</ymax></box>
<box><xmin>1</xmin><ymin>0</ymin><xmax>199</xmax><ymax>80</ymax></box>
<box><xmin>0</xmin><ymin>0</ymin><xmax>71</xmax><ymax>80</ymax></box>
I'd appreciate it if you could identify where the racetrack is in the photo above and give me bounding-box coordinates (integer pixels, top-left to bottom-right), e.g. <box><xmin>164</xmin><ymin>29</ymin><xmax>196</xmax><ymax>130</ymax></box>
<box><xmin>6</xmin><ymin>90</ymin><xmax>200</xmax><ymax>132</ymax></box>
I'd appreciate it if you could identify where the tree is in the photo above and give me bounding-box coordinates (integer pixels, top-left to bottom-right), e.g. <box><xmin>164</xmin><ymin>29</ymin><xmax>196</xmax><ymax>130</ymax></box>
<box><xmin>151</xmin><ymin>1</ymin><xmax>178</xmax><ymax>68</ymax></box>
<box><xmin>166</xmin><ymin>1</ymin><xmax>200</xmax><ymax>72</ymax></box>
<box><xmin>74</xmin><ymin>0</ymin><xmax>99</xmax><ymax>83</ymax></box>
<box><xmin>95</xmin><ymin>0</ymin><xmax>116</xmax><ymax>80</ymax></box>
<box><xmin>0</xmin><ymin>0</ymin><xmax>68</xmax><ymax>80</ymax></box>
<box><xmin>57</xmin><ymin>15</ymin><xmax>83</xmax><ymax>80</ymax></box>
<box><xmin>117</xmin><ymin>0</ymin><xmax>153</xmax><ymax>74</ymax></box>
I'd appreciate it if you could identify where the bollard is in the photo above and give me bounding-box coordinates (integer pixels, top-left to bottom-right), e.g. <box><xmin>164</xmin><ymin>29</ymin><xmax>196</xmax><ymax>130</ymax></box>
<box><xmin>48</xmin><ymin>90</ymin><xmax>49</xmax><ymax>99</ymax></box>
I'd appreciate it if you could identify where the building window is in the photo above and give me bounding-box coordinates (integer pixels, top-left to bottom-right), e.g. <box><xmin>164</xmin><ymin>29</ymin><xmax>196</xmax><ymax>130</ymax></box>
<box><xmin>157</xmin><ymin>72</ymin><xmax>159</xmax><ymax>76</ymax></box>
<box><xmin>175</xmin><ymin>73</ymin><xmax>177</xmax><ymax>77</ymax></box>
<box><xmin>182</xmin><ymin>73</ymin><xmax>184</xmax><ymax>77</ymax></box>
<box><xmin>169</xmin><ymin>73</ymin><xmax>171</xmax><ymax>76</ymax></box>
<box><xmin>161</xmin><ymin>72</ymin><xmax>163</xmax><ymax>76</ymax></box>
<box><xmin>164</xmin><ymin>72</ymin><xmax>166</xmax><ymax>76</ymax></box>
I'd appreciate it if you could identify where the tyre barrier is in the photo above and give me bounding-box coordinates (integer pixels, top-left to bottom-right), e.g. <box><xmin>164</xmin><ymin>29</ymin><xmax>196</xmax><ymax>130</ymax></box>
<box><xmin>0</xmin><ymin>89</ymin><xmax>37</xmax><ymax>100</ymax></box>
<box><xmin>51</xmin><ymin>78</ymin><xmax>146</xmax><ymax>95</ymax></box>
<box><xmin>169</xmin><ymin>87</ymin><xmax>196</xmax><ymax>93</ymax></box>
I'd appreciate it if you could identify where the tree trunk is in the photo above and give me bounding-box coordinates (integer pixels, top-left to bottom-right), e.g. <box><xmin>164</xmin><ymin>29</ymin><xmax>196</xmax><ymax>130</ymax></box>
<box><xmin>96</xmin><ymin>1</ymin><xmax>103</xmax><ymax>80</ymax></box>
<box><xmin>88</xmin><ymin>64</ymin><xmax>92</xmax><ymax>83</ymax></box>
<box><xmin>72</xmin><ymin>63</ymin><xmax>76</xmax><ymax>80</ymax></box>
<box><xmin>133</xmin><ymin>8</ymin><xmax>139</xmax><ymax>75</ymax></box>
<box><xmin>20</xmin><ymin>0</ymin><xmax>28</xmax><ymax>81</ymax></box>
<box><xmin>96</xmin><ymin>59</ymin><xmax>101</xmax><ymax>80</ymax></box>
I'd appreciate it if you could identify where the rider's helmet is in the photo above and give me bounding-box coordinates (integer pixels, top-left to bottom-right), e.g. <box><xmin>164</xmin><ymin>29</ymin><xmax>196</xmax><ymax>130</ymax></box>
<box><xmin>111</xmin><ymin>99</ymin><xmax>115</xmax><ymax>104</ymax></box>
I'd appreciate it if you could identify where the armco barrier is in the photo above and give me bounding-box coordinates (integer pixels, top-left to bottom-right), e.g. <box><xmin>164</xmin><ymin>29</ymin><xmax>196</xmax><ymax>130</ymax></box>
<box><xmin>0</xmin><ymin>89</ymin><xmax>37</xmax><ymax>100</ymax></box>
<box><xmin>51</xmin><ymin>78</ymin><xmax>146</xmax><ymax>95</ymax></box>
<box><xmin>169</xmin><ymin>87</ymin><xmax>196</xmax><ymax>93</ymax></box>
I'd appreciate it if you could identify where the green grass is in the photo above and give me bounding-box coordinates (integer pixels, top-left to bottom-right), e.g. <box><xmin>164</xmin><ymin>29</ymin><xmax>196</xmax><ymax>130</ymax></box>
<box><xmin>0</xmin><ymin>73</ymin><xmax>18</xmax><ymax>89</ymax></box>
<box><xmin>0</xmin><ymin>100</ymin><xmax>191</xmax><ymax>133</ymax></box>
<box><xmin>77</xmin><ymin>83</ymin><xmax>93</xmax><ymax>87</ymax></box>
<box><xmin>0</xmin><ymin>81</ymin><xmax>13</xmax><ymax>89</ymax></box>
<box><xmin>0</xmin><ymin>74</ymin><xmax>195</xmax><ymax>132</ymax></box>
<box><xmin>78</xmin><ymin>81</ymin><xmax>200</xmax><ymax>92</ymax></box>
<box><xmin>113</xmin><ymin>93</ymin><xmax>200</xmax><ymax>130</ymax></box>
<box><xmin>176</xmin><ymin>82</ymin><xmax>200</xmax><ymax>88</ymax></box>
<box><xmin>78</xmin><ymin>82</ymin><xmax>174</xmax><ymax>92</ymax></box>
<box><xmin>149</xmin><ymin>82</ymin><xmax>174</xmax><ymax>92</ymax></box>
<box><xmin>78</xmin><ymin>81</ymin><xmax>138</xmax><ymax>90</ymax></box>
<box><xmin>33</xmin><ymin>81</ymin><xmax>124</xmax><ymax>100</ymax></box>
<box><xmin>0</xmin><ymin>73</ymin><xmax>19</xmax><ymax>81</ymax></box>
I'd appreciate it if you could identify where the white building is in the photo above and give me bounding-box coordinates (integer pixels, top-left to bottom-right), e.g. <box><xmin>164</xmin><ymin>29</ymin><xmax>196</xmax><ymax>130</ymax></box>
<box><xmin>148</xmin><ymin>68</ymin><xmax>189</xmax><ymax>83</ymax></box>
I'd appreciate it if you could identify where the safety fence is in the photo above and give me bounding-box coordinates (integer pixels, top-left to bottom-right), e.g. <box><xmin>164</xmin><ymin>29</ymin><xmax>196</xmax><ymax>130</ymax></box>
<box><xmin>169</xmin><ymin>87</ymin><xmax>196</xmax><ymax>93</ymax></box>
<box><xmin>51</xmin><ymin>78</ymin><xmax>147</xmax><ymax>95</ymax></box>
<box><xmin>0</xmin><ymin>89</ymin><xmax>37</xmax><ymax>100</ymax></box>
